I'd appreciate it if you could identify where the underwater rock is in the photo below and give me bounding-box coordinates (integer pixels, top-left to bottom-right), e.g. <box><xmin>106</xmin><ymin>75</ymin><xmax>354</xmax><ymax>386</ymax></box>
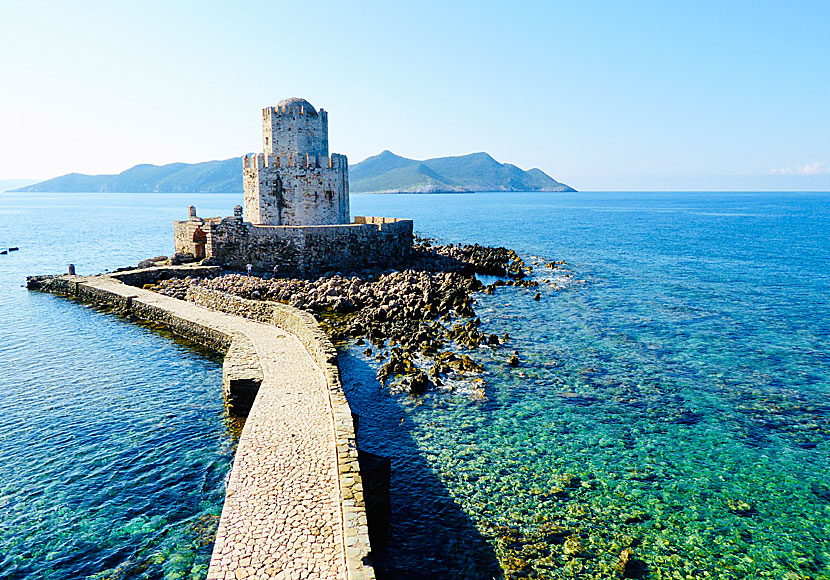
<box><xmin>615</xmin><ymin>548</ymin><xmax>648</xmax><ymax>578</ymax></box>
<box><xmin>408</xmin><ymin>371</ymin><xmax>429</xmax><ymax>395</ymax></box>
<box><xmin>558</xmin><ymin>474</ymin><xmax>582</xmax><ymax>489</ymax></box>
<box><xmin>811</xmin><ymin>482</ymin><xmax>830</xmax><ymax>502</ymax></box>
<box><xmin>727</xmin><ymin>499</ymin><xmax>756</xmax><ymax>517</ymax></box>
<box><xmin>622</xmin><ymin>511</ymin><xmax>650</xmax><ymax>524</ymax></box>
<box><xmin>563</xmin><ymin>536</ymin><xmax>586</xmax><ymax>557</ymax></box>
<box><xmin>673</xmin><ymin>409</ymin><xmax>704</xmax><ymax>425</ymax></box>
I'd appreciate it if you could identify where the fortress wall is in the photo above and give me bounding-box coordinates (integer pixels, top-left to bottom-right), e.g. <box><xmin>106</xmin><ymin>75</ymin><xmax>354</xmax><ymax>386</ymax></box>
<box><xmin>174</xmin><ymin>217</ymin><xmax>413</xmax><ymax>277</ymax></box>
<box><xmin>276</xmin><ymin>162</ymin><xmax>348</xmax><ymax>226</ymax></box>
<box><xmin>243</xmin><ymin>154</ymin><xmax>349</xmax><ymax>226</ymax></box>
<box><xmin>263</xmin><ymin>105</ymin><xmax>328</xmax><ymax>158</ymax></box>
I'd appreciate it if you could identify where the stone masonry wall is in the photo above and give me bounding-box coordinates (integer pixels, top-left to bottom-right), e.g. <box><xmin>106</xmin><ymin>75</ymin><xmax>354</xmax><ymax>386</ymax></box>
<box><xmin>243</xmin><ymin>153</ymin><xmax>348</xmax><ymax>226</ymax></box>
<box><xmin>174</xmin><ymin>216</ymin><xmax>413</xmax><ymax>277</ymax></box>
<box><xmin>28</xmin><ymin>272</ymin><xmax>375</xmax><ymax>580</ymax></box>
<box><xmin>184</xmin><ymin>285</ymin><xmax>372</xmax><ymax>580</ymax></box>
<box><xmin>263</xmin><ymin>104</ymin><xmax>328</xmax><ymax>158</ymax></box>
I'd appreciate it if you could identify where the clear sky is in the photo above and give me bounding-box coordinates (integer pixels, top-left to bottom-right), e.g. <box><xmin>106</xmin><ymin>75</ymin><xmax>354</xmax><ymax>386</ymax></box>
<box><xmin>1</xmin><ymin>0</ymin><xmax>828</xmax><ymax>190</ymax></box>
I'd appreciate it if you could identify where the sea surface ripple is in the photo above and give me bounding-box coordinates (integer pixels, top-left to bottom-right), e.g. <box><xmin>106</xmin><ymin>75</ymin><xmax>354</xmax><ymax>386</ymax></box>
<box><xmin>1</xmin><ymin>191</ymin><xmax>829</xmax><ymax>579</ymax></box>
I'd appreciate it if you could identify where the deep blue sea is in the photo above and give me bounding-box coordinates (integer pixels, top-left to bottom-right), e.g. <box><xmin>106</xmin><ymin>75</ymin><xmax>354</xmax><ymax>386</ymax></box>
<box><xmin>1</xmin><ymin>191</ymin><xmax>829</xmax><ymax>579</ymax></box>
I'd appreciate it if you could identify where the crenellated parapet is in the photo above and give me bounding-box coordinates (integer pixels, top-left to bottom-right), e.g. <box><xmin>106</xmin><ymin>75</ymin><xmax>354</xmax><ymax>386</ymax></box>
<box><xmin>245</xmin><ymin>98</ymin><xmax>348</xmax><ymax>227</ymax></box>
<box><xmin>243</xmin><ymin>152</ymin><xmax>347</xmax><ymax>171</ymax></box>
<box><xmin>262</xmin><ymin>97</ymin><xmax>329</xmax><ymax>158</ymax></box>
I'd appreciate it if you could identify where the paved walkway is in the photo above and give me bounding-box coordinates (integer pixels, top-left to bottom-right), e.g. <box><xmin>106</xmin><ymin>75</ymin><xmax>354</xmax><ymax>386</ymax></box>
<box><xmin>88</xmin><ymin>278</ymin><xmax>346</xmax><ymax>580</ymax></box>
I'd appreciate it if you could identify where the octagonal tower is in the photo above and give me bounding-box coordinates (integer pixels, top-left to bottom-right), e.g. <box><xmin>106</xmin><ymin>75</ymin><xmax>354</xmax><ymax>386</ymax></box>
<box><xmin>243</xmin><ymin>98</ymin><xmax>349</xmax><ymax>226</ymax></box>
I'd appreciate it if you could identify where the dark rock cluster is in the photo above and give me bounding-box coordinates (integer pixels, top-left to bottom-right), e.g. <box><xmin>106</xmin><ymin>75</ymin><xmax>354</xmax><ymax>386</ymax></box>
<box><xmin>152</xmin><ymin>238</ymin><xmax>553</xmax><ymax>395</ymax></box>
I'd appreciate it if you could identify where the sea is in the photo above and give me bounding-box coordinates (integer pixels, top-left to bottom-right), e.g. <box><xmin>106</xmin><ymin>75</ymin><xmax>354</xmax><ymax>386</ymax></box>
<box><xmin>0</xmin><ymin>191</ymin><xmax>828</xmax><ymax>580</ymax></box>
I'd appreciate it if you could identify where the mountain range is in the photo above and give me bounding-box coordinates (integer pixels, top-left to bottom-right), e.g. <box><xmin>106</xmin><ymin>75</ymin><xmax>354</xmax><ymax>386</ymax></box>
<box><xmin>350</xmin><ymin>151</ymin><xmax>573</xmax><ymax>193</ymax></box>
<box><xmin>11</xmin><ymin>151</ymin><xmax>574</xmax><ymax>194</ymax></box>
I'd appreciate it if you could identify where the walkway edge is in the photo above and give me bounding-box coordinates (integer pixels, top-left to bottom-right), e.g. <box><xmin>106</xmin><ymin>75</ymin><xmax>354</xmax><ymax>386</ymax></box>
<box><xmin>185</xmin><ymin>285</ymin><xmax>375</xmax><ymax>580</ymax></box>
<box><xmin>28</xmin><ymin>272</ymin><xmax>375</xmax><ymax>580</ymax></box>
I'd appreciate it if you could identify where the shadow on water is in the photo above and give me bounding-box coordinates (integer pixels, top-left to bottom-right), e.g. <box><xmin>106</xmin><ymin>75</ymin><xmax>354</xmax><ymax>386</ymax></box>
<box><xmin>340</xmin><ymin>351</ymin><xmax>502</xmax><ymax>580</ymax></box>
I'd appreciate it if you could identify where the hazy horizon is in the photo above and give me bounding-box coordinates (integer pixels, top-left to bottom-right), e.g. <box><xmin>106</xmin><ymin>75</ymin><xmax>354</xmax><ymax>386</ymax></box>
<box><xmin>1</xmin><ymin>1</ymin><xmax>828</xmax><ymax>191</ymax></box>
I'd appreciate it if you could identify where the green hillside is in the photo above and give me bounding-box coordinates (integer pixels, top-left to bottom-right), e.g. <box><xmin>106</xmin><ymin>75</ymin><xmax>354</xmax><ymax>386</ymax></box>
<box><xmin>13</xmin><ymin>150</ymin><xmax>575</xmax><ymax>193</ymax></box>
<box><xmin>13</xmin><ymin>158</ymin><xmax>244</xmax><ymax>193</ymax></box>
<box><xmin>351</xmin><ymin>151</ymin><xmax>574</xmax><ymax>193</ymax></box>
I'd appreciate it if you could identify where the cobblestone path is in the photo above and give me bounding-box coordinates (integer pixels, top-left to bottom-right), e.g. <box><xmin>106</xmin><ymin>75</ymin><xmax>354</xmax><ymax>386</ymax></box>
<box><xmin>93</xmin><ymin>278</ymin><xmax>346</xmax><ymax>580</ymax></box>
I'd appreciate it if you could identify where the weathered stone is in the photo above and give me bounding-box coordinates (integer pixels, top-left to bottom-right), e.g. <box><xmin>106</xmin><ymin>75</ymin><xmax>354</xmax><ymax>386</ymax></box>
<box><xmin>30</xmin><ymin>269</ymin><xmax>376</xmax><ymax>580</ymax></box>
<box><xmin>173</xmin><ymin>98</ymin><xmax>413</xmax><ymax>277</ymax></box>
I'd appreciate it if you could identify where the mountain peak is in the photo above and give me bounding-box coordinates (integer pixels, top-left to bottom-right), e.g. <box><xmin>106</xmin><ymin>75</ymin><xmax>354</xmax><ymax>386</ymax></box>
<box><xmin>350</xmin><ymin>152</ymin><xmax>575</xmax><ymax>193</ymax></box>
<box><xmin>12</xmin><ymin>151</ymin><xmax>576</xmax><ymax>194</ymax></box>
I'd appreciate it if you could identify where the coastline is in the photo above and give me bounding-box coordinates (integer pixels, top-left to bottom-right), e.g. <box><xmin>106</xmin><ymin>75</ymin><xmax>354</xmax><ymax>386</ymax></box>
<box><xmin>7</xmin><ymin>191</ymin><xmax>830</xmax><ymax>579</ymax></box>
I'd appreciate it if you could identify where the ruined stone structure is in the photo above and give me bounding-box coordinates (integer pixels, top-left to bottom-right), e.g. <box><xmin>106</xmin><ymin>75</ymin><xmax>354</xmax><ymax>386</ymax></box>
<box><xmin>174</xmin><ymin>98</ymin><xmax>412</xmax><ymax>275</ymax></box>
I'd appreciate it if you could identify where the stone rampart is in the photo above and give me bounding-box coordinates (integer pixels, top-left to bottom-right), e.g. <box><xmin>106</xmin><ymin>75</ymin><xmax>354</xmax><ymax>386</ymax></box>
<box><xmin>27</xmin><ymin>272</ymin><xmax>375</xmax><ymax>580</ymax></box>
<box><xmin>174</xmin><ymin>216</ymin><xmax>413</xmax><ymax>276</ymax></box>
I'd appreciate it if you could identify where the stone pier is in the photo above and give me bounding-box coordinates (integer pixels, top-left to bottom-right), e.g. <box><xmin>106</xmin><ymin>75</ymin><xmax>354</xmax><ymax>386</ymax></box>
<box><xmin>27</xmin><ymin>268</ymin><xmax>374</xmax><ymax>580</ymax></box>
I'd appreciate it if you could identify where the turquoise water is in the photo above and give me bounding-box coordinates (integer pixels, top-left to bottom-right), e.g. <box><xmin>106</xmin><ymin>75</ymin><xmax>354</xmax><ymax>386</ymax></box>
<box><xmin>344</xmin><ymin>192</ymin><xmax>830</xmax><ymax>579</ymax></box>
<box><xmin>0</xmin><ymin>194</ymin><xmax>237</xmax><ymax>579</ymax></box>
<box><xmin>1</xmin><ymin>191</ymin><xmax>829</xmax><ymax>579</ymax></box>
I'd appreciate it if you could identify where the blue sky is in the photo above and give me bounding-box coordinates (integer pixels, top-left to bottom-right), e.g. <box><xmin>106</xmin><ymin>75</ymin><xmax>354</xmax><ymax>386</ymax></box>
<box><xmin>1</xmin><ymin>0</ymin><xmax>828</xmax><ymax>190</ymax></box>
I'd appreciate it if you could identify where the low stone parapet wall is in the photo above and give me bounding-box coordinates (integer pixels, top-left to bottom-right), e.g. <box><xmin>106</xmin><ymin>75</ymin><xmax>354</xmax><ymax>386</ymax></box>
<box><xmin>111</xmin><ymin>264</ymin><xmax>222</xmax><ymax>287</ymax></box>
<box><xmin>185</xmin><ymin>284</ymin><xmax>371</xmax><ymax>578</ymax></box>
<box><xmin>174</xmin><ymin>216</ymin><xmax>413</xmax><ymax>277</ymax></box>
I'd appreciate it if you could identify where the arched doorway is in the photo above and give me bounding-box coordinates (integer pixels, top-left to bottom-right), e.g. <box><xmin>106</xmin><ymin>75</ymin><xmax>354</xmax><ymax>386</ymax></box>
<box><xmin>193</xmin><ymin>228</ymin><xmax>207</xmax><ymax>260</ymax></box>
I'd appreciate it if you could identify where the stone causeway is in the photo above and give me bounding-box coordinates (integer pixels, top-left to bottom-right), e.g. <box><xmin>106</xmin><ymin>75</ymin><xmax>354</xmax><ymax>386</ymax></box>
<box><xmin>27</xmin><ymin>267</ymin><xmax>375</xmax><ymax>580</ymax></box>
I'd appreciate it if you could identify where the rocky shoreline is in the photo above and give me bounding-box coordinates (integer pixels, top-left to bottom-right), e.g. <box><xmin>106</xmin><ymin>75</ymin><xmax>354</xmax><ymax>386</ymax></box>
<box><xmin>150</xmin><ymin>237</ymin><xmax>570</xmax><ymax>397</ymax></box>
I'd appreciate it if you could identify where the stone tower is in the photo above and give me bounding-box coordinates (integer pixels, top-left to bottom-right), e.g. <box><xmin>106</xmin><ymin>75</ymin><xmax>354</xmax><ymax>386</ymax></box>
<box><xmin>243</xmin><ymin>98</ymin><xmax>349</xmax><ymax>226</ymax></box>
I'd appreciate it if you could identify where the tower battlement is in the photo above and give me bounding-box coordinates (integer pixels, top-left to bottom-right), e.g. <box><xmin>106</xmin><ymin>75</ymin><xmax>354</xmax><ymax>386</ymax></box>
<box><xmin>243</xmin><ymin>152</ymin><xmax>347</xmax><ymax>171</ymax></box>
<box><xmin>245</xmin><ymin>98</ymin><xmax>347</xmax><ymax>226</ymax></box>
<box><xmin>262</xmin><ymin>97</ymin><xmax>329</xmax><ymax>158</ymax></box>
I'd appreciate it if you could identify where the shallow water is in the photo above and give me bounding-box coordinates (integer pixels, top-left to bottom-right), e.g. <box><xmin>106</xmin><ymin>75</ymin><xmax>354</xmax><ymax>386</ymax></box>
<box><xmin>344</xmin><ymin>191</ymin><xmax>830</xmax><ymax>579</ymax></box>
<box><xmin>1</xmin><ymin>191</ymin><xmax>829</xmax><ymax>579</ymax></box>
<box><xmin>0</xmin><ymin>193</ymin><xmax>236</xmax><ymax>579</ymax></box>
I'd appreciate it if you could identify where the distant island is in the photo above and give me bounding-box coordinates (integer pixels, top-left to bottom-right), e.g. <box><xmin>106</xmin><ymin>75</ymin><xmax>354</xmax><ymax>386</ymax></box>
<box><xmin>11</xmin><ymin>150</ymin><xmax>574</xmax><ymax>194</ymax></box>
<box><xmin>0</xmin><ymin>178</ymin><xmax>40</xmax><ymax>192</ymax></box>
<box><xmin>350</xmin><ymin>151</ymin><xmax>574</xmax><ymax>193</ymax></box>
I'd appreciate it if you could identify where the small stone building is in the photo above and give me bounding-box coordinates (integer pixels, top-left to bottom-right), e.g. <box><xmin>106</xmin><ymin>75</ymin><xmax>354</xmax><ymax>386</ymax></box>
<box><xmin>174</xmin><ymin>98</ymin><xmax>413</xmax><ymax>276</ymax></box>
